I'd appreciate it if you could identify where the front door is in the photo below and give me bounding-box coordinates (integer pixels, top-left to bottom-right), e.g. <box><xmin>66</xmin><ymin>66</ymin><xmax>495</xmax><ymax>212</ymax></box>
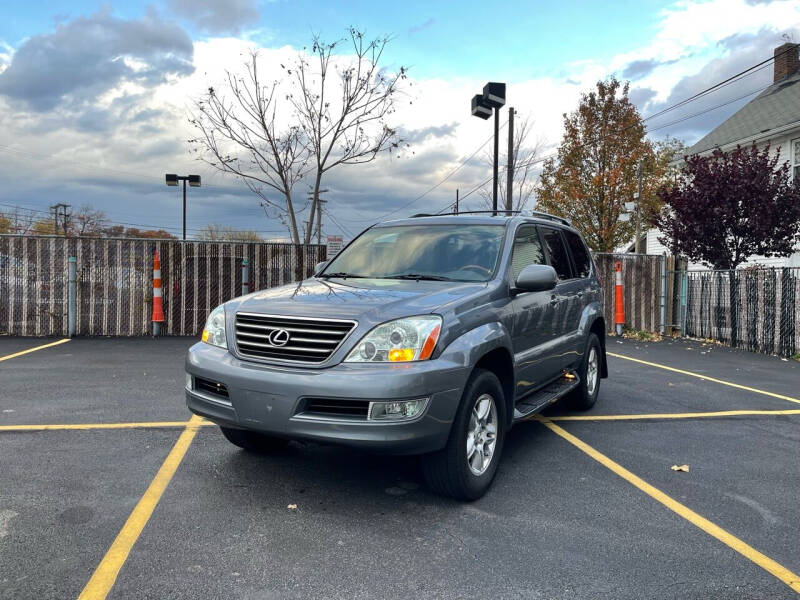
<box><xmin>539</xmin><ymin>227</ymin><xmax>577</xmax><ymax>371</ymax></box>
<box><xmin>509</xmin><ymin>226</ymin><xmax>562</xmax><ymax>399</ymax></box>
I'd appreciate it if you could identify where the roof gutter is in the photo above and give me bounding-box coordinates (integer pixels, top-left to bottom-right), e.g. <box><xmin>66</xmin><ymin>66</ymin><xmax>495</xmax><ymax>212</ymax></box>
<box><xmin>676</xmin><ymin>118</ymin><xmax>800</xmax><ymax>164</ymax></box>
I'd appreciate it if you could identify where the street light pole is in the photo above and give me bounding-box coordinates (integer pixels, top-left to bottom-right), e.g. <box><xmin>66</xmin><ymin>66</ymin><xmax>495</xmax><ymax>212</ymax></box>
<box><xmin>506</xmin><ymin>107</ymin><xmax>514</xmax><ymax>215</ymax></box>
<box><xmin>166</xmin><ymin>174</ymin><xmax>201</xmax><ymax>241</ymax></box>
<box><xmin>182</xmin><ymin>178</ymin><xmax>187</xmax><ymax>242</ymax></box>
<box><xmin>471</xmin><ymin>82</ymin><xmax>506</xmax><ymax>216</ymax></box>
<box><xmin>493</xmin><ymin>107</ymin><xmax>499</xmax><ymax>214</ymax></box>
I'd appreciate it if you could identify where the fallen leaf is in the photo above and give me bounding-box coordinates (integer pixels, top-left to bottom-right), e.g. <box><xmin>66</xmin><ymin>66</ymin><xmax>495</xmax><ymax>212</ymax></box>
<box><xmin>670</xmin><ymin>464</ymin><xmax>689</xmax><ymax>472</ymax></box>
<box><xmin>287</xmin><ymin>504</ymin><xmax>297</xmax><ymax>510</ymax></box>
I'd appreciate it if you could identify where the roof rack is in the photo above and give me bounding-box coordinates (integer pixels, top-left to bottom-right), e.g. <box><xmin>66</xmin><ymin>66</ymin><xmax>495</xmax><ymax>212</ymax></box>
<box><xmin>407</xmin><ymin>209</ymin><xmax>571</xmax><ymax>227</ymax></box>
<box><xmin>528</xmin><ymin>211</ymin><xmax>572</xmax><ymax>227</ymax></box>
<box><xmin>410</xmin><ymin>210</ymin><xmax>521</xmax><ymax>218</ymax></box>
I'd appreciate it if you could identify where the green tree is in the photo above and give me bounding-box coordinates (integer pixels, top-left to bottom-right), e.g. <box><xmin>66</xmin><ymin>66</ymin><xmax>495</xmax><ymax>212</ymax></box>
<box><xmin>0</xmin><ymin>213</ymin><xmax>13</xmax><ymax>234</ymax></box>
<box><xmin>537</xmin><ymin>78</ymin><xmax>677</xmax><ymax>251</ymax></box>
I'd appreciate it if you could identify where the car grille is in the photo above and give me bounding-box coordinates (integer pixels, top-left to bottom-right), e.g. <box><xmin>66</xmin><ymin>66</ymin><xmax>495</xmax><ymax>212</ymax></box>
<box><xmin>299</xmin><ymin>398</ymin><xmax>370</xmax><ymax>419</ymax></box>
<box><xmin>234</xmin><ymin>313</ymin><xmax>356</xmax><ymax>363</ymax></box>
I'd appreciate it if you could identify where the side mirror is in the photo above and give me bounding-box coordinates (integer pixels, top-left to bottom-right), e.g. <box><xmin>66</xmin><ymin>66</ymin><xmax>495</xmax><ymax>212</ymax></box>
<box><xmin>514</xmin><ymin>264</ymin><xmax>557</xmax><ymax>293</ymax></box>
<box><xmin>313</xmin><ymin>260</ymin><xmax>329</xmax><ymax>276</ymax></box>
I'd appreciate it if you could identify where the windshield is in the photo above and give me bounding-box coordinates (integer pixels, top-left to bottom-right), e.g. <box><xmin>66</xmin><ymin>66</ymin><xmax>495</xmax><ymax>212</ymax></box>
<box><xmin>320</xmin><ymin>224</ymin><xmax>505</xmax><ymax>282</ymax></box>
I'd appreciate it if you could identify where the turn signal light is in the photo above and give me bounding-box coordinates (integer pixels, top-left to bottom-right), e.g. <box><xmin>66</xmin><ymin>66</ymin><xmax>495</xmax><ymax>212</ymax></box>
<box><xmin>388</xmin><ymin>348</ymin><xmax>415</xmax><ymax>362</ymax></box>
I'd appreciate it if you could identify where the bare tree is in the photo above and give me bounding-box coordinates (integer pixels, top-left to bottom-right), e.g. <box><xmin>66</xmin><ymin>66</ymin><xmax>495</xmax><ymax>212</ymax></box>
<box><xmin>190</xmin><ymin>52</ymin><xmax>310</xmax><ymax>243</ymax></box>
<box><xmin>286</xmin><ymin>28</ymin><xmax>407</xmax><ymax>243</ymax></box>
<box><xmin>198</xmin><ymin>223</ymin><xmax>264</xmax><ymax>242</ymax></box>
<box><xmin>73</xmin><ymin>203</ymin><xmax>108</xmax><ymax>236</ymax></box>
<box><xmin>479</xmin><ymin>115</ymin><xmax>543</xmax><ymax>213</ymax></box>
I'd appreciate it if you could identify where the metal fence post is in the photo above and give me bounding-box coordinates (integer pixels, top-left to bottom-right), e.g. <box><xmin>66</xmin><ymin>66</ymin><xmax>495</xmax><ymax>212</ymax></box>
<box><xmin>68</xmin><ymin>256</ymin><xmax>76</xmax><ymax>338</ymax></box>
<box><xmin>241</xmin><ymin>258</ymin><xmax>250</xmax><ymax>297</ymax></box>
<box><xmin>680</xmin><ymin>269</ymin><xmax>688</xmax><ymax>337</ymax></box>
<box><xmin>660</xmin><ymin>253</ymin><xmax>667</xmax><ymax>335</ymax></box>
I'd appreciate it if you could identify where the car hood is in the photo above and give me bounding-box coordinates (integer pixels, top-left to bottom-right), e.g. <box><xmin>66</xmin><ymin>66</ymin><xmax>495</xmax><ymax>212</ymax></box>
<box><xmin>229</xmin><ymin>277</ymin><xmax>488</xmax><ymax>323</ymax></box>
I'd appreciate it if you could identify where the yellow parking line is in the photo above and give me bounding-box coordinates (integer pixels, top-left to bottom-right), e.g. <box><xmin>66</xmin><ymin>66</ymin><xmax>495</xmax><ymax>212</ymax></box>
<box><xmin>607</xmin><ymin>352</ymin><xmax>800</xmax><ymax>406</ymax></box>
<box><xmin>78</xmin><ymin>414</ymin><xmax>204</xmax><ymax>600</ymax></box>
<box><xmin>0</xmin><ymin>420</ymin><xmax>214</xmax><ymax>432</ymax></box>
<box><xmin>549</xmin><ymin>409</ymin><xmax>800</xmax><ymax>422</ymax></box>
<box><xmin>0</xmin><ymin>338</ymin><xmax>70</xmax><ymax>362</ymax></box>
<box><xmin>537</xmin><ymin>415</ymin><xmax>800</xmax><ymax>593</ymax></box>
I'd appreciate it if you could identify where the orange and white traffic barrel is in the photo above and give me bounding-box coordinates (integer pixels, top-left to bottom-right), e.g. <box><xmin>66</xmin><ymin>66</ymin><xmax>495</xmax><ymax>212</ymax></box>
<box><xmin>152</xmin><ymin>249</ymin><xmax>165</xmax><ymax>336</ymax></box>
<box><xmin>614</xmin><ymin>261</ymin><xmax>625</xmax><ymax>335</ymax></box>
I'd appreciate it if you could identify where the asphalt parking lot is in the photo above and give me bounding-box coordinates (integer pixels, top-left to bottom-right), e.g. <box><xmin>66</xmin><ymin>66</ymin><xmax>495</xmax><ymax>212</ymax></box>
<box><xmin>1</xmin><ymin>336</ymin><xmax>799</xmax><ymax>599</ymax></box>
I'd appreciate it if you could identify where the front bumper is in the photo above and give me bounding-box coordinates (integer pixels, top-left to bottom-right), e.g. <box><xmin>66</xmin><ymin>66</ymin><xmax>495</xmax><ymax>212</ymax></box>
<box><xmin>185</xmin><ymin>342</ymin><xmax>470</xmax><ymax>454</ymax></box>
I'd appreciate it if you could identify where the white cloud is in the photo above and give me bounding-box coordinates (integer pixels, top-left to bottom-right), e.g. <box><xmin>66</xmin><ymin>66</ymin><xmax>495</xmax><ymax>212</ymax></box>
<box><xmin>1</xmin><ymin>0</ymin><xmax>800</xmax><ymax>237</ymax></box>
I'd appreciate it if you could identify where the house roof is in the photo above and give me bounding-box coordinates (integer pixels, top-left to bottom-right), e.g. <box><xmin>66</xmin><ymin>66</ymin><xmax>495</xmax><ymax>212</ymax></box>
<box><xmin>687</xmin><ymin>71</ymin><xmax>800</xmax><ymax>155</ymax></box>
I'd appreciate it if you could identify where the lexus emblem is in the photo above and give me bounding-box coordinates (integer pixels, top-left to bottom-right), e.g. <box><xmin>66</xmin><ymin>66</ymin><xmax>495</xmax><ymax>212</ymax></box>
<box><xmin>267</xmin><ymin>328</ymin><xmax>291</xmax><ymax>347</ymax></box>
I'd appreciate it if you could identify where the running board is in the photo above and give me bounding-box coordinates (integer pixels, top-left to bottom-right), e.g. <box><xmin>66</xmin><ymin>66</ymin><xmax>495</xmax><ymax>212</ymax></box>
<box><xmin>513</xmin><ymin>372</ymin><xmax>580</xmax><ymax>421</ymax></box>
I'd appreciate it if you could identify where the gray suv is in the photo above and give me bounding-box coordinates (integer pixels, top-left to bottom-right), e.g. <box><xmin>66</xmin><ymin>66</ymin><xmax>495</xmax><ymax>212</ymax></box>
<box><xmin>185</xmin><ymin>212</ymin><xmax>608</xmax><ymax>499</ymax></box>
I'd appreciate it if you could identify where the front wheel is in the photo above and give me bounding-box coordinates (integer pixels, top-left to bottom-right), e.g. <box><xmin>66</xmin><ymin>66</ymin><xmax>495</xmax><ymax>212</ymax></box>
<box><xmin>568</xmin><ymin>333</ymin><xmax>602</xmax><ymax>410</ymax></box>
<box><xmin>220</xmin><ymin>426</ymin><xmax>289</xmax><ymax>453</ymax></box>
<box><xmin>422</xmin><ymin>368</ymin><xmax>506</xmax><ymax>500</ymax></box>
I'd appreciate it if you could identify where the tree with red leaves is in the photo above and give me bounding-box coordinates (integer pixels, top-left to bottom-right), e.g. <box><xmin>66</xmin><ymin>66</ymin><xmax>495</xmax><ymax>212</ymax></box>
<box><xmin>656</xmin><ymin>143</ymin><xmax>800</xmax><ymax>269</ymax></box>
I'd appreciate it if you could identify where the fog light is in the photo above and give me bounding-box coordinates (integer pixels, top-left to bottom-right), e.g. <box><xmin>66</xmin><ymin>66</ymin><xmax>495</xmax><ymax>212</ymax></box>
<box><xmin>368</xmin><ymin>398</ymin><xmax>429</xmax><ymax>421</ymax></box>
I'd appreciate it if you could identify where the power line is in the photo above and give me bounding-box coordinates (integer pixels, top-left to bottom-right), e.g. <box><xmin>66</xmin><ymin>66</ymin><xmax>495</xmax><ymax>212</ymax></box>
<box><xmin>0</xmin><ymin>201</ymin><xmax>290</xmax><ymax>237</ymax></box>
<box><xmin>345</xmin><ymin>122</ymin><xmax>508</xmax><ymax>224</ymax></box>
<box><xmin>640</xmin><ymin>44</ymin><xmax>793</xmax><ymax>124</ymax></box>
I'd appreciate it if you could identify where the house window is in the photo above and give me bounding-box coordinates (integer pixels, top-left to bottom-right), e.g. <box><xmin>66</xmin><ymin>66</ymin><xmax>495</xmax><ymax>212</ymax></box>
<box><xmin>794</xmin><ymin>138</ymin><xmax>800</xmax><ymax>182</ymax></box>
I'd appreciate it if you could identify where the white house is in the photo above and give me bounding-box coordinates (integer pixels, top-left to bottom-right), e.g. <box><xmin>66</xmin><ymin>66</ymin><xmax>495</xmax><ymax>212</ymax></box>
<box><xmin>644</xmin><ymin>41</ymin><xmax>800</xmax><ymax>268</ymax></box>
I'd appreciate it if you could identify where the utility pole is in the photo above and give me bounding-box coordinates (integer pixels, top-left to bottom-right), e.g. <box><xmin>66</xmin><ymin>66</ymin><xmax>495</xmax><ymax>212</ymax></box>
<box><xmin>309</xmin><ymin>189</ymin><xmax>328</xmax><ymax>245</ymax></box>
<box><xmin>635</xmin><ymin>161</ymin><xmax>643</xmax><ymax>254</ymax></box>
<box><xmin>506</xmin><ymin>107</ymin><xmax>514</xmax><ymax>215</ymax></box>
<box><xmin>61</xmin><ymin>204</ymin><xmax>71</xmax><ymax>237</ymax></box>
<box><xmin>50</xmin><ymin>203</ymin><xmax>70</xmax><ymax>236</ymax></box>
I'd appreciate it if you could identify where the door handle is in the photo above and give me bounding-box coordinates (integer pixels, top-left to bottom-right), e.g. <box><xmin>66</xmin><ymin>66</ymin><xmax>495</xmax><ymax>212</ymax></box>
<box><xmin>550</xmin><ymin>295</ymin><xmax>558</xmax><ymax>306</ymax></box>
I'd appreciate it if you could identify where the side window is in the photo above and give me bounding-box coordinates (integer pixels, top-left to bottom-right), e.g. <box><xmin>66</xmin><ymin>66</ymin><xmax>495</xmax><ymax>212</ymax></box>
<box><xmin>793</xmin><ymin>138</ymin><xmax>800</xmax><ymax>182</ymax></box>
<box><xmin>510</xmin><ymin>227</ymin><xmax>545</xmax><ymax>281</ymax></box>
<box><xmin>563</xmin><ymin>230</ymin><xmax>591</xmax><ymax>278</ymax></box>
<box><xmin>540</xmin><ymin>227</ymin><xmax>573</xmax><ymax>280</ymax></box>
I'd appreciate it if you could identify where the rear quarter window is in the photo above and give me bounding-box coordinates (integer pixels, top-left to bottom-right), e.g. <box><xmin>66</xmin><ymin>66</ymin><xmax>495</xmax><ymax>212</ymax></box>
<box><xmin>563</xmin><ymin>230</ymin><xmax>592</xmax><ymax>278</ymax></box>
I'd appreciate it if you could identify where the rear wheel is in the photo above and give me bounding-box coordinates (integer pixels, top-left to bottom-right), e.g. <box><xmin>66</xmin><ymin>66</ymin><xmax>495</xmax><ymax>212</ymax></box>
<box><xmin>568</xmin><ymin>333</ymin><xmax>602</xmax><ymax>410</ymax></box>
<box><xmin>220</xmin><ymin>426</ymin><xmax>289</xmax><ymax>452</ymax></box>
<box><xmin>422</xmin><ymin>368</ymin><xmax>506</xmax><ymax>500</ymax></box>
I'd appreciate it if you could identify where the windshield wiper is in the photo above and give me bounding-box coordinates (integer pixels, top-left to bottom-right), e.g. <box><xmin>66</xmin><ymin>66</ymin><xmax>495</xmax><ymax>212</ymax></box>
<box><xmin>384</xmin><ymin>273</ymin><xmax>453</xmax><ymax>281</ymax></box>
<box><xmin>319</xmin><ymin>272</ymin><xmax>365</xmax><ymax>279</ymax></box>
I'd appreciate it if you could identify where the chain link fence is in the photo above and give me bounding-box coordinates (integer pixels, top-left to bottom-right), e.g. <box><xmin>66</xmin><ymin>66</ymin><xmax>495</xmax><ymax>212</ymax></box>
<box><xmin>0</xmin><ymin>235</ymin><xmax>326</xmax><ymax>337</ymax></box>
<box><xmin>4</xmin><ymin>235</ymin><xmax>797</xmax><ymax>357</ymax></box>
<box><xmin>685</xmin><ymin>268</ymin><xmax>799</xmax><ymax>357</ymax></box>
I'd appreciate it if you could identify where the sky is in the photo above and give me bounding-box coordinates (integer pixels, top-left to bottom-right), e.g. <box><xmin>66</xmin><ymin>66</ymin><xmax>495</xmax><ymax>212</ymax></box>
<box><xmin>0</xmin><ymin>0</ymin><xmax>799</xmax><ymax>241</ymax></box>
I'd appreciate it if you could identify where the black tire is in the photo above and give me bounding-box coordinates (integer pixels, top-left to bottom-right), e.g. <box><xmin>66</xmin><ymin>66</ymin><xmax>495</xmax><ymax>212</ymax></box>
<box><xmin>220</xmin><ymin>426</ymin><xmax>290</xmax><ymax>453</ymax></box>
<box><xmin>422</xmin><ymin>368</ymin><xmax>506</xmax><ymax>501</ymax></box>
<box><xmin>568</xmin><ymin>333</ymin><xmax>602</xmax><ymax>411</ymax></box>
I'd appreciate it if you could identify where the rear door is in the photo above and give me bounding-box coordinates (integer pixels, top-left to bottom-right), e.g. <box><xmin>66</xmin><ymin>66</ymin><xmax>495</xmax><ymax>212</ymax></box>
<box><xmin>538</xmin><ymin>226</ymin><xmax>577</xmax><ymax>371</ymax></box>
<box><xmin>508</xmin><ymin>225</ymin><xmax>561</xmax><ymax>398</ymax></box>
<box><xmin>561</xmin><ymin>229</ymin><xmax>595</xmax><ymax>364</ymax></box>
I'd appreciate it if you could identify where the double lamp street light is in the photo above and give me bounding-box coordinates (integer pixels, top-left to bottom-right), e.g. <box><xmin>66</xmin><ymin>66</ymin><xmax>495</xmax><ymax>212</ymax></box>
<box><xmin>165</xmin><ymin>173</ymin><xmax>201</xmax><ymax>241</ymax></box>
<box><xmin>471</xmin><ymin>82</ymin><xmax>513</xmax><ymax>215</ymax></box>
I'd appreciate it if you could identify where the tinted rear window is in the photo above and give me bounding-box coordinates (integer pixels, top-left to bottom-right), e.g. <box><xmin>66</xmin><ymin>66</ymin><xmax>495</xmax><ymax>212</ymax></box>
<box><xmin>564</xmin><ymin>230</ymin><xmax>591</xmax><ymax>278</ymax></box>
<box><xmin>540</xmin><ymin>227</ymin><xmax>572</xmax><ymax>280</ymax></box>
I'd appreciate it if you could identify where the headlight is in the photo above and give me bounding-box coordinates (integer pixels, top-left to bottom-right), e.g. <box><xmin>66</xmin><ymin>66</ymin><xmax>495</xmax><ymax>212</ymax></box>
<box><xmin>345</xmin><ymin>315</ymin><xmax>441</xmax><ymax>362</ymax></box>
<box><xmin>201</xmin><ymin>305</ymin><xmax>227</xmax><ymax>349</ymax></box>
